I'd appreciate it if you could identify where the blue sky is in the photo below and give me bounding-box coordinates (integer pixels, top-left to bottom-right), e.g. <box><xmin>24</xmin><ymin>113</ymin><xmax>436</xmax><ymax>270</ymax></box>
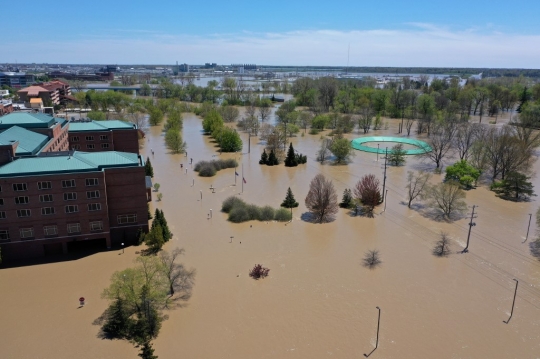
<box><xmin>4</xmin><ymin>0</ymin><xmax>540</xmax><ymax>67</ymax></box>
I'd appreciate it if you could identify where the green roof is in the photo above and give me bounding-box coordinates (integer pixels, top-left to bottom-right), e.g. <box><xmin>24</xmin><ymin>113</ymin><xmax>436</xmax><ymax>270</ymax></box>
<box><xmin>0</xmin><ymin>151</ymin><xmax>141</xmax><ymax>177</ymax></box>
<box><xmin>68</xmin><ymin>120</ymin><xmax>136</xmax><ymax>132</ymax></box>
<box><xmin>0</xmin><ymin>112</ymin><xmax>63</xmax><ymax>129</ymax></box>
<box><xmin>0</xmin><ymin>126</ymin><xmax>50</xmax><ymax>156</ymax></box>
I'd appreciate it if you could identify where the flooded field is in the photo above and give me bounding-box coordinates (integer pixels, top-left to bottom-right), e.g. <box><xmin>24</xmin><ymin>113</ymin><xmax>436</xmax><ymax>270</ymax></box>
<box><xmin>1</xmin><ymin>111</ymin><xmax>539</xmax><ymax>358</ymax></box>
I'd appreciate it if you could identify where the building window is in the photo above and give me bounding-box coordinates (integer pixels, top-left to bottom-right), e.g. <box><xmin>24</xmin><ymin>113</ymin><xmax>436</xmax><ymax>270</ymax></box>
<box><xmin>15</xmin><ymin>196</ymin><xmax>29</xmax><ymax>205</ymax></box>
<box><xmin>43</xmin><ymin>225</ymin><xmax>58</xmax><ymax>236</ymax></box>
<box><xmin>86</xmin><ymin>144</ymin><xmax>95</xmax><ymax>149</ymax></box>
<box><xmin>40</xmin><ymin>194</ymin><xmax>53</xmax><ymax>202</ymax></box>
<box><xmin>90</xmin><ymin>221</ymin><xmax>103</xmax><ymax>231</ymax></box>
<box><xmin>71</xmin><ymin>136</ymin><xmax>79</xmax><ymax>142</ymax></box>
<box><xmin>67</xmin><ymin>223</ymin><xmax>81</xmax><ymax>234</ymax></box>
<box><xmin>0</xmin><ymin>230</ymin><xmax>9</xmax><ymax>240</ymax></box>
<box><xmin>0</xmin><ymin>185</ymin><xmax>2</xmax><ymax>192</ymax></box>
<box><xmin>87</xmin><ymin>190</ymin><xmax>100</xmax><ymax>199</ymax></box>
<box><xmin>63</xmin><ymin>192</ymin><xmax>77</xmax><ymax>201</ymax></box>
<box><xmin>88</xmin><ymin>203</ymin><xmax>102</xmax><ymax>211</ymax></box>
<box><xmin>62</xmin><ymin>179</ymin><xmax>76</xmax><ymax>188</ymax></box>
<box><xmin>0</xmin><ymin>198</ymin><xmax>3</xmax><ymax>205</ymax></box>
<box><xmin>13</xmin><ymin>183</ymin><xmax>28</xmax><ymax>191</ymax></box>
<box><xmin>101</xmin><ymin>143</ymin><xmax>110</xmax><ymax>149</ymax></box>
<box><xmin>100</xmin><ymin>135</ymin><xmax>108</xmax><ymax>141</ymax></box>
<box><xmin>41</xmin><ymin>207</ymin><xmax>55</xmax><ymax>215</ymax></box>
<box><xmin>85</xmin><ymin>136</ymin><xmax>94</xmax><ymax>141</ymax></box>
<box><xmin>118</xmin><ymin>214</ymin><xmax>137</xmax><ymax>224</ymax></box>
<box><xmin>65</xmin><ymin>205</ymin><xmax>79</xmax><ymax>213</ymax></box>
<box><xmin>20</xmin><ymin>228</ymin><xmax>34</xmax><ymax>239</ymax></box>
<box><xmin>72</xmin><ymin>145</ymin><xmax>81</xmax><ymax>150</ymax></box>
<box><xmin>38</xmin><ymin>181</ymin><xmax>52</xmax><ymax>190</ymax></box>
<box><xmin>0</xmin><ymin>211</ymin><xmax>6</xmax><ymax>219</ymax></box>
<box><xmin>86</xmin><ymin>178</ymin><xmax>99</xmax><ymax>186</ymax></box>
<box><xmin>17</xmin><ymin>209</ymin><xmax>31</xmax><ymax>217</ymax></box>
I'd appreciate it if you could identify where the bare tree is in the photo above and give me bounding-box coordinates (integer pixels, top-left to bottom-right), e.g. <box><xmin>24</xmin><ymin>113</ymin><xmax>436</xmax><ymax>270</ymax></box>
<box><xmin>362</xmin><ymin>250</ymin><xmax>382</xmax><ymax>269</ymax></box>
<box><xmin>427</xmin><ymin>181</ymin><xmax>467</xmax><ymax>219</ymax></box>
<box><xmin>317</xmin><ymin>137</ymin><xmax>333</xmax><ymax>163</ymax></box>
<box><xmin>159</xmin><ymin>249</ymin><xmax>196</xmax><ymax>300</ymax></box>
<box><xmin>433</xmin><ymin>232</ymin><xmax>452</xmax><ymax>257</ymax></box>
<box><xmin>405</xmin><ymin>171</ymin><xmax>431</xmax><ymax>208</ymax></box>
<box><xmin>218</xmin><ymin>105</ymin><xmax>240</xmax><ymax>123</ymax></box>
<box><xmin>357</xmin><ymin>104</ymin><xmax>374</xmax><ymax>133</ymax></box>
<box><xmin>305</xmin><ymin>174</ymin><xmax>339</xmax><ymax>223</ymax></box>
<box><xmin>454</xmin><ymin>123</ymin><xmax>481</xmax><ymax>160</ymax></box>
<box><xmin>353</xmin><ymin>174</ymin><xmax>381</xmax><ymax>217</ymax></box>
<box><xmin>258</xmin><ymin>100</ymin><xmax>272</xmax><ymax>122</ymax></box>
<box><xmin>423</xmin><ymin>122</ymin><xmax>457</xmax><ymax>169</ymax></box>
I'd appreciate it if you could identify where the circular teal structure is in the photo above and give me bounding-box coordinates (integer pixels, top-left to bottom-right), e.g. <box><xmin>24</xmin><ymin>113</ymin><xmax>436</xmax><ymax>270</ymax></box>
<box><xmin>351</xmin><ymin>136</ymin><xmax>432</xmax><ymax>155</ymax></box>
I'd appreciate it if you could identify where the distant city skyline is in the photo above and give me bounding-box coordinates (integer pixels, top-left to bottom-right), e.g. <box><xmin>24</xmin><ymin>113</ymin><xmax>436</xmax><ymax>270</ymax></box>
<box><xmin>4</xmin><ymin>0</ymin><xmax>540</xmax><ymax>67</ymax></box>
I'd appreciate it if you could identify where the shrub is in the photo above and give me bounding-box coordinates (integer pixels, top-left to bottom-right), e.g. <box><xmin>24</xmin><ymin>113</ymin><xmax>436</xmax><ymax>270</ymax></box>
<box><xmin>198</xmin><ymin>165</ymin><xmax>216</xmax><ymax>177</ymax></box>
<box><xmin>249</xmin><ymin>264</ymin><xmax>270</xmax><ymax>279</ymax></box>
<box><xmin>274</xmin><ymin>208</ymin><xmax>292</xmax><ymax>222</ymax></box>
<box><xmin>222</xmin><ymin>196</ymin><xmax>246</xmax><ymax>213</ymax></box>
<box><xmin>260</xmin><ymin>206</ymin><xmax>275</xmax><ymax>221</ymax></box>
<box><xmin>246</xmin><ymin>204</ymin><xmax>262</xmax><ymax>220</ymax></box>
<box><xmin>228</xmin><ymin>206</ymin><xmax>250</xmax><ymax>223</ymax></box>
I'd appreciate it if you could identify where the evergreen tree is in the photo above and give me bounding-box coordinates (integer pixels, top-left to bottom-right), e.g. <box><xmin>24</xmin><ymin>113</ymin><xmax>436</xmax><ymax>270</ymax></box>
<box><xmin>138</xmin><ymin>341</ymin><xmax>158</xmax><ymax>359</ymax></box>
<box><xmin>102</xmin><ymin>298</ymin><xmax>131</xmax><ymax>339</ymax></box>
<box><xmin>492</xmin><ymin>171</ymin><xmax>535</xmax><ymax>200</ymax></box>
<box><xmin>340</xmin><ymin>188</ymin><xmax>354</xmax><ymax>208</ymax></box>
<box><xmin>281</xmin><ymin>187</ymin><xmax>299</xmax><ymax>214</ymax></box>
<box><xmin>145</xmin><ymin>158</ymin><xmax>154</xmax><ymax>178</ymax></box>
<box><xmin>284</xmin><ymin>143</ymin><xmax>298</xmax><ymax>167</ymax></box>
<box><xmin>267</xmin><ymin>149</ymin><xmax>279</xmax><ymax>166</ymax></box>
<box><xmin>158</xmin><ymin>210</ymin><xmax>171</xmax><ymax>242</ymax></box>
<box><xmin>145</xmin><ymin>225</ymin><xmax>165</xmax><ymax>252</ymax></box>
<box><xmin>517</xmin><ymin>86</ymin><xmax>529</xmax><ymax>113</ymax></box>
<box><xmin>388</xmin><ymin>143</ymin><xmax>407</xmax><ymax>166</ymax></box>
<box><xmin>295</xmin><ymin>153</ymin><xmax>307</xmax><ymax>164</ymax></box>
<box><xmin>259</xmin><ymin>149</ymin><xmax>268</xmax><ymax>165</ymax></box>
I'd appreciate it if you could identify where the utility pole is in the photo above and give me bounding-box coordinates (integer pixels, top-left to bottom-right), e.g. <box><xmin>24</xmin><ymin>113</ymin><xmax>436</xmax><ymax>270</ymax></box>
<box><xmin>524</xmin><ymin>213</ymin><xmax>532</xmax><ymax>243</ymax></box>
<box><xmin>383</xmin><ymin>190</ymin><xmax>388</xmax><ymax>212</ymax></box>
<box><xmin>462</xmin><ymin>205</ymin><xmax>478</xmax><ymax>253</ymax></box>
<box><xmin>364</xmin><ymin>306</ymin><xmax>381</xmax><ymax>357</ymax></box>
<box><xmin>381</xmin><ymin>148</ymin><xmax>388</xmax><ymax>203</ymax></box>
<box><xmin>377</xmin><ymin>144</ymin><xmax>380</xmax><ymax>162</ymax></box>
<box><xmin>248</xmin><ymin>132</ymin><xmax>251</xmax><ymax>154</ymax></box>
<box><xmin>503</xmin><ymin>279</ymin><xmax>519</xmax><ymax>324</ymax></box>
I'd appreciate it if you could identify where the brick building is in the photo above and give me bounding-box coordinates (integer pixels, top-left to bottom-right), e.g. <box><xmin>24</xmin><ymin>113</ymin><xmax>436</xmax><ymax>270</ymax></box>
<box><xmin>0</xmin><ymin>151</ymin><xmax>150</xmax><ymax>261</ymax></box>
<box><xmin>18</xmin><ymin>80</ymin><xmax>76</xmax><ymax>106</ymax></box>
<box><xmin>68</xmin><ymin>119</ymin><xmax>140</xmax><ymax>154</ymax></box>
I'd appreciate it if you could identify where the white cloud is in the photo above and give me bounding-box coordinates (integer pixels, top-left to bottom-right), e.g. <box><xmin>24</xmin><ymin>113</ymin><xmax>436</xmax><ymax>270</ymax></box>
<box><xmin>5</xmin><ymin>25</ymin><xmax>540</xmax><ymax>67</ymax></box>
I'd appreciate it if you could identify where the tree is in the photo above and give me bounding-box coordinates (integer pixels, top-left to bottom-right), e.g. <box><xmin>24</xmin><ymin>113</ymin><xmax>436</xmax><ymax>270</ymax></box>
<box><xmin>405</xmin><ymin>171</ymin><xmax>431</xmax><ymax>208</ymax></box>
<box><xmin>422</xmin><ymin>122</ymin><xmax>456</xmax><ymax>168</ymax></box>
<box><xmin>330</xmin><ymin>137</ymin><xmax>355</xmax><ymax>164</ymax></box>
<box><xmin>317</xmin><ymin>138</ymin><xmax>332</xmax><ymax>163</ymax></box>
<box><xmin>152</xmin><ymin>209</ymin><xmax>172</xmax><ymax>242</ymax></box>
<box><xmin>87</xmin><ymin>110</ymin><xmax>106</xmax><ymax>121</ymax></box>
<box><xmin>445</xmin><ymin>160</ymin><xmax>480</xmax><ymax>188</ymax></box>
<box><xmin>102</xmin><ymin>298</ymin><xmax>131</xmax><ymax>339</ymax></box>
<box><xmin>281</xmin><ymin>187</ymin><xmax>299</xmax><ymax>214</ymax></box>
<box><xmin>148</xmin><ymin>107</ymin><xmax>164</xmax><ymax>126</ymax></box>
<box><xmin>159</xmin><ymin>248</ymin><xmax>196</xmax><ymax>298</ymax></box>
<box><xmin>388</xmin><ymin>143</ymin><xmax>406</xmax><ymax>166</ymax></box>
<box><xmin>267</xmin><ymin>149</ymin><xmax>279</xmax><ymax>166</ymax></box>
<box><xmin>305</xmin><ymin>174</ymin><xmax>339</xmax><ymax>223</ymax></box>
<box><xmin>433</xmin><ymin>232</ymin><xmax>452</xmax><ymax>257</ymax></box>
<box><xmin>259</xmin><ymin>150</ymin><xmax>268</xmax><ymax>165</ymax></box>
<box><xmin>144</xmin><ymin>225</ymin><xmax>165</xmax><ymax>252</ymax></box>
<box><xmin>156</xmin><ymin>193</ymin><xmax>163</xmax><ymax>201</ymax></box>
<box><xmin>362</xmin><ymin>250</ymin><xmax>382</xmax><ymax>269</ymax></box>
<box><xmin>249</xmin><ymin>264</ymin><xmax>270</xmax><ymax>279</ymax></box>
<box><xmin>427</xmin><ymin>181</ymin><xmax>467</xmax><ymax>219</ymax></box>
<box><xmin>202</xmin><ymin>109</ymin><xmax>223</xmax><ymax>134</ymax></box>
<box><xmin>145</xmin><ymin>158</ymin><xmax>154</xmax><ymax>178</ymax></box>
<box><xmin>258</xmin><ymin>99</ymin><xmax>272</xmax><ymax>122</ymax></box>
<box><xmin>284</xmin><ymin>143</ymin><xmax>298</xmax><ymax>167</ymax></box>
<box><xmin>353</xmin><ymin>174</ymin><xmax>381</xmax><ymax>217</ymax></box>
<box><xmin>153</xmin><ymin>183</ymin><xmax>160</xmax><ymax>192</ymax></box>
<box><xmin>491</xmin><ymin>171</ymin><xmax>535</xmax><ymax>201</ymax></box>
<box><xmin>339</xmin><ymin>188</ymin><xmax>354</xmax><ymax>209</ymax></box>
<box><xmin>165</xmin><ymin>129</ymin><xmax>187</xmax><ymax>154</ymax></box>
<box><xmin>216</xmin><ymin>127</ymin><xmax>243</xmax><ymax>152</ymax></box>
<box><xmin>218</xmin><ymin>105</ymin><xmax>240</xmax><ymax>123</ymax></box>
<box><xmin>138</xmin><ymin>341</ymin><xmax>158</xmax><ymax>359</ymax></box>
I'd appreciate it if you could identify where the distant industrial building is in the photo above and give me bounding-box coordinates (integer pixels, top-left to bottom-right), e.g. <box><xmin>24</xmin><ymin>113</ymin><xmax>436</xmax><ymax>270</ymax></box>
<box><xmin>47</xmin><ymin>71</ymin><xmax>114</xmax><ymax>82</ymax></box>
<box><xmin>204</xmin><ymin>63</ymin><xmax>218</xmax><ymax>69</ymax></box>
<box><xmin>178</xmin><ymin>63</ymin><xmax>189</xmax><ymax>73</ymax></box>
<box><xmin>231</xmin><ymin>64</ymin><xmax>257</xmax><ymax>70</ymax></box>
<box><xmin>0</xmin><ymin>72</ymin><xmax>35</xmax><ymax>88</ymax></box>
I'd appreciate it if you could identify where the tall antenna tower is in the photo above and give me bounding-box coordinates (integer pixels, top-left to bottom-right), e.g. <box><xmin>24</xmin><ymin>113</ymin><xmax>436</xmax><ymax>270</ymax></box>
<box><xmin>346</xmin><ymin>43</ymin><xmax>350</xmax><ymax>75</ymax></box>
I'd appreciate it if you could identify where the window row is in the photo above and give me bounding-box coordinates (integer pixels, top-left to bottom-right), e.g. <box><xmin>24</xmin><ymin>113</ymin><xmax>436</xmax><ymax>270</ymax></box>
<box><xmin>71</xmin><ymin>144</ymin><xmax>109</xmax><ymax>150</ymax></box>
<box><xmin>7</xmin><ymin>179</ymin><xmax>99</xmax><ymax>192</ymax></box>
<box><xmin>1</xmin><ymin>191</ymin><xmax>101</xmax><ymax>205</ymax></box>
<box><xmin>70</xmin><ymin>135</ymin><xmax>109</xmax><ymax>142</ymax></box>
<box><xmin>0</xmin><ymin>221</ymin><xmax>105</xmax><ymax>240</ymax></box>
<box><xmin>9</xmin><ymin>203</ymin><xmax>102</xmax><ymax>217</ymax></box>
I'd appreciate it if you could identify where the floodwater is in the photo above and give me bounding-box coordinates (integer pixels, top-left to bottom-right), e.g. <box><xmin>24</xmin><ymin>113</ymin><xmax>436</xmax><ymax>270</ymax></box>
<box><xmin>1</xmin><ymin>110</ymin><xmax>539</xmax><ymax>358</ymax></box>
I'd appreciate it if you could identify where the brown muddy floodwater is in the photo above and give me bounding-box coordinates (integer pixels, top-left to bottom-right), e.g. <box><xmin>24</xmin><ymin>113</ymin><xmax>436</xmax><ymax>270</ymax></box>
<box><xmin>1</xmin><ymin>111</ymin><xmax>539</xmax><ymax>358</ymax></box>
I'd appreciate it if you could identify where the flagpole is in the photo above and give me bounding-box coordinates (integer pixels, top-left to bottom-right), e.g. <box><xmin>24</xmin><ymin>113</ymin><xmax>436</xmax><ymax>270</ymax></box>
<box><xmin>242</xmin><ymin>163</ymin><xmax>244</xmax><ymax>193</ymax></box>
<box><xmin>235</xmin><ymin>162</ymin><xmax>237</xmax><ymax>186</ymax></box>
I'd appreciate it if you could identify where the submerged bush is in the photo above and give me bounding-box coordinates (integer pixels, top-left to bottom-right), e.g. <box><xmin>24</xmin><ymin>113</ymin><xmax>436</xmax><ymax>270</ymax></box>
<box><xmin>221</xmin><ymin>196</ymin><xmax>291</xmax><ymax>223</ymax></box>
<box><xmin>194</xmin><ymin>159</ymin><xmax>238</xmax><ymax>177</ymax></box>
<box><xmin>260</xmin><ymin>206</ymin><xmax>275</xmax><ymax>221</ymax></box>
<box><xmin>249</xmin><ymin>264</ymin><xmax>270</xmax><ymax>279</ymax></box>
<box><xmin>222</xmin><ymin>196</ymin><xmax>246</xmax><ymax>213</ymax></box>
<box><xmin>274</xmin><ymin>208</ymin><xmax>292</xmax><ymax>222</ymax></box>
<box><xmin>228</xmin><ymin>206</ymin><xmax>250</xmax><ymax>223</ymax></box>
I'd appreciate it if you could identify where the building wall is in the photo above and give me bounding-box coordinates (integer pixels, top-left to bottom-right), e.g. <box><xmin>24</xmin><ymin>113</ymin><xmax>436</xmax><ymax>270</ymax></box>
<box><xmin>69</xmin><ymin>129</ymin><xmax>139</xmax><ymax>154</ymax></box>
<box><xmin>38</xmin><ymin>124</ymin><xmax>70</xmax><ymax>153</ymax></box>
<box><xmin>0</xmin><ymin>165</ymin><xmax>147</xmax><ymax>262</ymax></box>
<box><xmin>0</xmin><ymin>144</ymin><xmax>17</xmax><ymax>166</ymax></box>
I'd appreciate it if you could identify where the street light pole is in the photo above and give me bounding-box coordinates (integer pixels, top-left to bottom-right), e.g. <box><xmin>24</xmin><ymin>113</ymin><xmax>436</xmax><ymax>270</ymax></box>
<box><xmin>462</xmin><ymin>205</ymin><xmax>478</xmax><ymax>253</ymax></box>
<box><xmin>364</xmin><ymin>306</ymin><xmax>381</xmax><ymax>357</ymax></box>
<box><xmin>524</xmin><ymin>213</ymin><xmax>532</xmax><ymax>243</ymax></box>
<box><xmin>381</xmin><ymin>148</ymin><xmax>388</xmax><ymax>204</ymax></box>
<box><xmin>504</xmin><ymin>279</ymin><xmax>519</xmax><ymax>324</ymax></box>
<box><xmin>377</xmin><ymin>144</ymin><xmax>380</xmax><ymax>162</ymax></box>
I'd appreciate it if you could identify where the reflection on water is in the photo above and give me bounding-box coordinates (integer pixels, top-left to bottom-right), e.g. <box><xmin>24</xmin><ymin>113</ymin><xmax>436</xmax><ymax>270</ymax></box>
<box><xmin>0</xmin><ymin>111</ymin><xmax>539</xmax><ymax>359</ymax></box>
